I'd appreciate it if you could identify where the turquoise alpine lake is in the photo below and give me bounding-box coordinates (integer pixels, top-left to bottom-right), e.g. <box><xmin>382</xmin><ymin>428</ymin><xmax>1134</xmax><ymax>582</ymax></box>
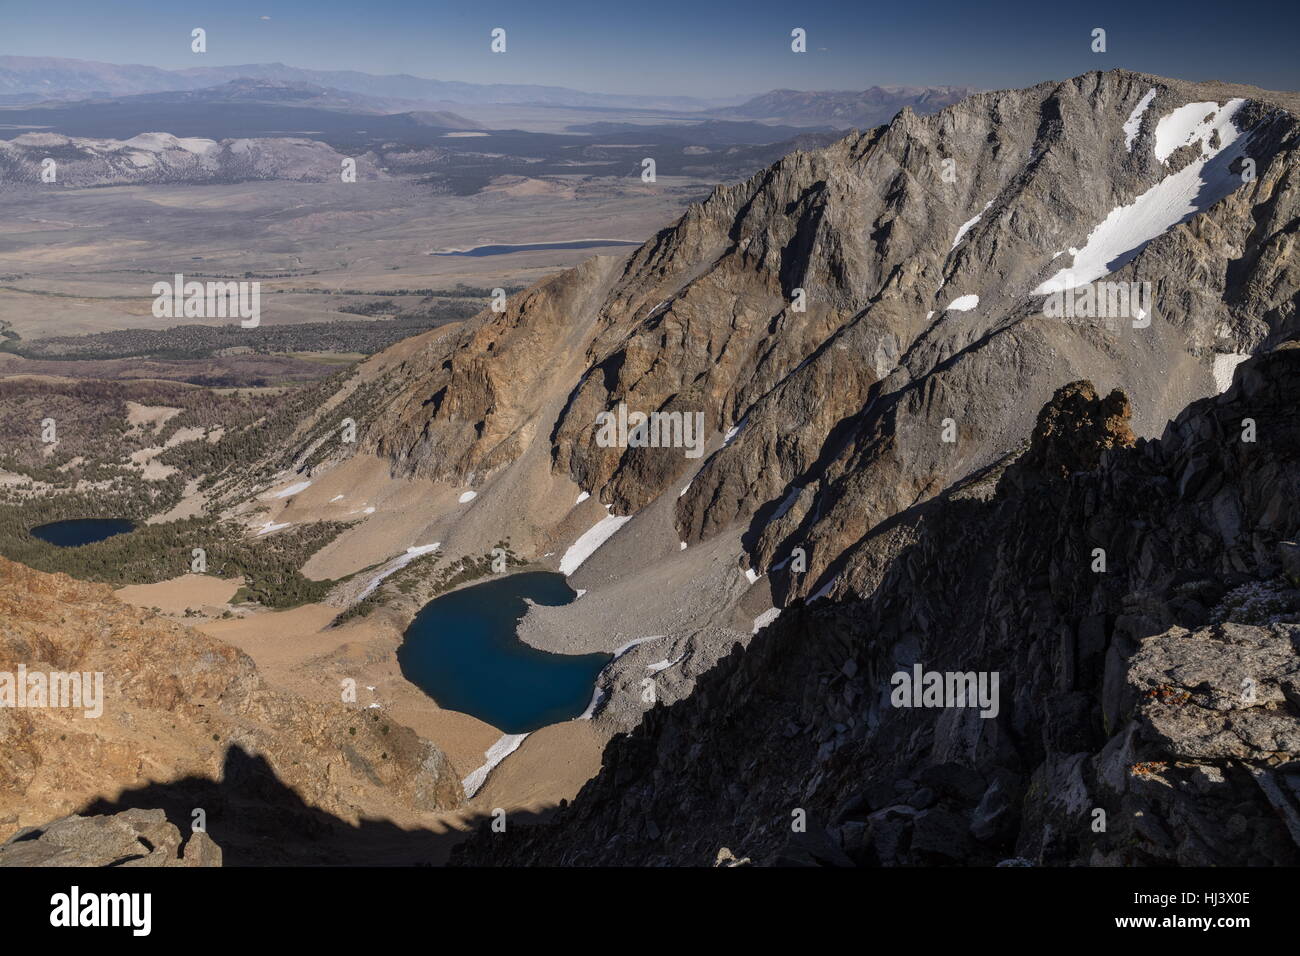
<box><xmin>397</xmin><ymin>571</ymin><xmax>611</xmax><ymax>734</ymax></box>
<box><xmin>30</xmin><ymin>518</ymin><xmax>135</xmax><ymax>547</ymax></box>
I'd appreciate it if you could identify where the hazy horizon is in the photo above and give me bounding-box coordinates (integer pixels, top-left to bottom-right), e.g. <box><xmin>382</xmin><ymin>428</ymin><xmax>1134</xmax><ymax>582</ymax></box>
<box><xmin>4</xmin><ymin>0</ymin><xmax>1300</xmax><ymax>100</ymax></box>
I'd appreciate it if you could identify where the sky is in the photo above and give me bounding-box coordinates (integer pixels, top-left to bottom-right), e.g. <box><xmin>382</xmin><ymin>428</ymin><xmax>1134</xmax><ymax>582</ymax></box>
<box><xmin>4</xmin><ymin>0</ymin><xmax>1300</xmax><ymax>99</ymax></box>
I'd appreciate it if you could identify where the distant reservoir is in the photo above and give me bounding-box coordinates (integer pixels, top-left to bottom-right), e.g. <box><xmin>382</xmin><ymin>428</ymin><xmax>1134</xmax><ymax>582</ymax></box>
<box><xmin>431</xmin><ymin>239</ymin><xmax>641</xmax><ymax>257</ymax></box>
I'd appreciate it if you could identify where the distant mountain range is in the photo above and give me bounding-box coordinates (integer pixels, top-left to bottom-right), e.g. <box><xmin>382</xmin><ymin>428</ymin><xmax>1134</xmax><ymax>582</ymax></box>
<box><xmin>715</xmin><ymin>85</ymin><xmax>977</xmax><ymax>128</ymax></box>
<box><xmin>0</xmin><ymin>56</ymin><xmax>972</xmax><ymax>130</ymax></box>
<box><xmin>0</xmin><ymin>55</ymin><xmax>738</xmax><ymax>110</ymax></box>
<box><xmin>63</xmin><ymin>78</ymin><xmax>483</xmax><ymax>128</ymax></box>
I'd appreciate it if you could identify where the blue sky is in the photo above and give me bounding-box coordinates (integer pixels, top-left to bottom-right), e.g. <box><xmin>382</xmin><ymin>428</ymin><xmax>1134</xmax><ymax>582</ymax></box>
<box><xmin>5</xmin><ymin>0</ymin><xmax>1299</xmax><ymax>98</ymax></box>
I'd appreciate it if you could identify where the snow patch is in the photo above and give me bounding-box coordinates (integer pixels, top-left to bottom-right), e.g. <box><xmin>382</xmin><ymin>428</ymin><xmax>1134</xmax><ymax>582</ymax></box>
<box><xmin>611</xmin><ymin>635</ymin><xmax>664</xmax><ymax>659</ymax></box>
<box><xmin>946</xmin><ymin>294</ymin><xmax>979</xmax><ymax>312</ymax></box>
<box><xmin>457</xmin><ymin>490</ymin><xmax>477</xmax><ymax>503</ymax></box>
<box><xmin>1123</xmin><ymin>88</ymin><xmax>1158</xmax><ymax>151</ymax></box>
<box><xmin>269</xmin><ymin>480</ymin><xmax>311</xmax><ymax>499</ymax></box>
<box><xmin>1154</xmin><ymin>99</ymin><xmax>1241</xmax><ymax>163</ymax></box>
<box><xmin>723</xmin><ymin>416</ymin><xmax>748</xmax><ymax>446</ymax></box>
<box><xmin>558</xmin><ymin>509</ymin><xmax>633</xmax><ymax>575</ymax></box>
<box><xmin>744</xmin><ymin>567</ymin><xmax>761</xmax><ymax>585</ymax></box>
<box><xmin>1212</xmin><ymin>353</ymin><xmax>1250</xmax><ymax>393</ymax></box>
<box><xmin>646</xmin><ymin>654</ymin><xmax>685</xmax><ymax>674</ymax></box>
<box><xmin>255</xmin><ymin>520</ymin><xmax>292</xmax><ymax>536</ymax></box>
<box><xmin>574</xmin><ymin>491</ymin><xmax>590</xmax><ymax>505</ymax></box>
<box><xmin>1035</xmin><ymin>100</ymin><xmax>1250</xmax><ymax>295</ymax></box>
<box><xmin>679</xmin><ymin>541</ymin><xmax>688</xmax><ymax>550</ymax></box>
<box><xmin>752</xmin><ymin>607</ymin><xmax>781</xmax><ymax>634</ymax></box>
<box><xmin>809</xmin><ymin>575</ymin><xmax>839</xmax><ymax>603</ymax></box>
<box><xmin>356</xmin><ymin>543</ymin><xmax>440</xmax><ymax>601</ymax></box>
<box><xmin>950</xmin><ymin>201</ymin><xmax>993</xmax><ymax>251</ymax></box>
<box><xmin>579</xmin><ymin>687</ymin><xmax>605</xmax><ymax>720</ymax></box>
<box><xmin>462</xmin><ymin>733</ymin><xmax>529</xmax><ymax>798</ymax></box>
<box><xmin>770</xmin><ymin>485</ymin><xmax>802</xmax><ymax>523</ymax></box>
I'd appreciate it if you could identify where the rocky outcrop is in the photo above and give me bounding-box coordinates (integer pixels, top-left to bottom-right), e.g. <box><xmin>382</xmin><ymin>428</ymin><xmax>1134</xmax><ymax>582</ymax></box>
<box><xmin>0</xmin><ymin>809</ymin><xmax>222</xmax><ymax>867</ymax></box>
<box><xmin>453</xmin><ymin>345</ymin><xmax>1300</xmax><ymax>866</ymax></box>
<box><xmin>364</xmin><ymin>256</ymin><xmax>620</xmax><ymax>485</ymax></box>
<box><xmin>0</xmin><ymin>557</ymin><xmax>462</xmax><ymax>863</ymax></box>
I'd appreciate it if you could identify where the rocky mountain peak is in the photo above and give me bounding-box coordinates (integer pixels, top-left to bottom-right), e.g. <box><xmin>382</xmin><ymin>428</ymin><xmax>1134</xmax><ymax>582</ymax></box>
<box><xmin>1015</xmin><ymin>380</ymin><xmax>1136</xmax><ymax>482</ymax></box>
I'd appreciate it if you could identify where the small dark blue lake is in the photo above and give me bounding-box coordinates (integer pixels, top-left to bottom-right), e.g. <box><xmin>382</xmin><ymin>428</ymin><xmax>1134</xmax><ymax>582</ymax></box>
<box><xmin>29</xmin><ymin>518</ymin><xmax>135</xmax><ymax>547</ymax></box>
<box><xmin>398</xmin><ymin>571</ymin><xmax>611</xmax><ymax>734</ymax></box>
<box><xmin>432</xmin><ymin>239</ymin><xmax>640</xmax><ymax>257</ymax></box>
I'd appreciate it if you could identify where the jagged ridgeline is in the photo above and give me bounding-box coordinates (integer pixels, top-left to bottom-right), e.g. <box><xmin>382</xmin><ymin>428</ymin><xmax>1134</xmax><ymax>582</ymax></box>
<box><xmin>360</xmin><ymin>70</ymin><xmax>1300</xmax><ymax>603</ymax></box>
<box><xmin>307</xmin><ymin>69</ymin><xmax>1298</xmax><ymax>865</ymax></box>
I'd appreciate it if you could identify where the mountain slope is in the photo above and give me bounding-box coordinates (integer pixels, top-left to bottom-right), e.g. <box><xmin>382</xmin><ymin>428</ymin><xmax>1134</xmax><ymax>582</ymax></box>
<box><xmin>254</xmin><ymin>69</ymin><xmax>1300</xmax><ymax>807</ymax></box>
<box><xmin>358</xmin><ymin>70</ymin><xmax>1300</xmax><ymax>606</ymax></box>
<box><xmin>454</xmin><ymin>346</ymin><xmax>1300</xmax><ymax>866</ymax></box>
<box><xmin>0</xmin><ymin>558</ymin><xmax>462</xmax><ymax>864</ymax></box>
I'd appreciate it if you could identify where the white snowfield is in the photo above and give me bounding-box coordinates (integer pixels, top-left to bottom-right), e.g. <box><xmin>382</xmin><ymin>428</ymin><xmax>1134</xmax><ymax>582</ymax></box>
<box><xmin>810</xmin><ymin>575</ymin><xmax>840</xmax><ymax>603</ymax></box>
<box><xmin>950</xmin><ymin>201</ymin><xmax>993</xmax><ymax>251</ymax></box>
<box><xmin>1213</xmin><ymin>353</ymin><xmax>1250</xmax><ymax>393</ymax></box>
<box><xmin>723</xmin><ymin>416</ymin><xmax>748</xmax><ymax>446</ymax></box>
<box><xmin>770</xmin><ymin>485</ymin><xmax>802</xmax><ymax>523</ymax></box>
<box><xmin>1123</xmin><ymin>88</ymin><xmax>1158</xmax><ymax>151</ymax></box>
<box><xmin>611</xmin><ymin>635</ymin><xmax>665</xmax><ymax>658</ymax></box>
<box><xmin>558</xmin><ymin>509</ymin><xmax>633</xmax><ymax>575</ymax></box>
<box><xmin>123</xmin><ymin>132</ymin><xmax>219</xmax><ymax>156</ymax></box>
<box><xmin>356</xmin><ymin>543</ymin><xmax>440</xmax><ymax>601</ymax></box>
<box><xmin>578</xmin><ymin>636</ymin><xmax>666</xmax><ymax>722</ymax></box>
<box><xmin>462</xmin><ymin>733</ymin><xmax>529</xmax><ymax>798</ymax></box>
<box><xmin>579</xmin><ymin>687</ymin><xmax>605</xmax><ymax>721</ymax></box>
<box><xmin>645</xmin><ymin>654</ymin><xmax>685</xmax><ymax>674</ymax></box>
<box><xmin>946</xmin><ymin>294</ymin><xmax>980</xmax><ymax>312</ymax></box>
<box><xmin>269</xmin><ymin>479</ymin><xmax>311</xmax><ymax>499</ymax></box>
<box><xmin>1154</xmin><ymin>100</ymin><xmax>1243</xmax><ymax>163</ymax></box>
<box><xmin>1036</xmin><ymin>99</ymin><xmax>1249</xmax><ymax>295</ymax></box>
<box><xmin>457</xmin><ymin>490</ymin><xmax>477</xmax><ymax>503</ymax></box>
<box><xmin>574</xmin><ymin>491</ymin><xmax>590</xmax><ymax>505</ymax></box>
<box><xmin>752</xmin><ymin>607</ymin><xmax>781</xmax><ymax>634</ymax></box>
<box><xmin>255</xmin><ymin>520</ymin><xmax>292</xmax><ymax>536</ymax></box>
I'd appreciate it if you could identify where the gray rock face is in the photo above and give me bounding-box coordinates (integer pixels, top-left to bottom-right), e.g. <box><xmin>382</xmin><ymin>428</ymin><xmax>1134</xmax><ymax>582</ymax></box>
<box><xmin>363</xmin><ymin>69</ymin><xmax>1300</xmax><ymax>615</ymax></box>
<box><xmin>453</xmin><ymin>346</ymin><xmax>1300</xmax><ymax>866</ymax></box>
<box><xmin>0</xmin><ymin>810</ymin><xmax>222</xmax><ymax>867</ymax></box>
<box><xmin>347</xmin><ymin>69</ymin><xmax>1300</xmax><ymax>868</ymax></box>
